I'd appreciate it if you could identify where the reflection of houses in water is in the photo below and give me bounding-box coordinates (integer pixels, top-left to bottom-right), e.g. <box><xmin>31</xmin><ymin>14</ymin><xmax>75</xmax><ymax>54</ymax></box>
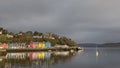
<box><xmin>29</xmin><ymin>52</ymin><xmax>51</xmax><ymax>60</ymax></box>
<box><xmin>29</xmin><ymin>53</ymin><xmax>38</xmax><ymax>60</ymax></box>
<box><xmin>5</xmin><ymin>63</ymin><xmax>11</xmax><ymax>68</ymax></box>
<box><xmin>0</xmin><ymin>52</ymin><xmax>78</xmax><ymax>68</ymax></box>
<box><xmin>6</xmin><ymin>53</ymin><xmax>26</xmax><ymax>59</ymax></box>
<box><xmin>5</xmin><ymin>52</ymin><xmax>51</xmax><ymax>60</ymax></box>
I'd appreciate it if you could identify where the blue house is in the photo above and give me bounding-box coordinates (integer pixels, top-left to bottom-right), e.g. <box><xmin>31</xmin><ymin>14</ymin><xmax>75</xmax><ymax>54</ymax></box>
<box><xmin>45</xmin><ymin>42</ymin><xmax>51</xmax><ymax>48</ymax></box>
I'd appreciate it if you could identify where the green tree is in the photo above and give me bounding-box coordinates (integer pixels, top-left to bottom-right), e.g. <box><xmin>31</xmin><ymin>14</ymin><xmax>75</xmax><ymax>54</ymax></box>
<box><xmin>0</xmin><ymin>27</ymin><xmax>3</xmax><ymax>31</ymax></box>
<box><xmin>2</xmin><ymin>29</ymin><xmax>8</xmax><ymax>35</ymax></box>
<box><xmin>33</xmin><ymin>31</ymin><xmax>39</xmax><ymax>36</ymax></box>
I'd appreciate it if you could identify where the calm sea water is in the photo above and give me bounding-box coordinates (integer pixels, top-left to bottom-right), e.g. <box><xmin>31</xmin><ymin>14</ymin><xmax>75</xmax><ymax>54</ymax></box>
<box><xmin>0</xmin><ymin>47</ymin><xmax>120</xmax><ymax>68</ymax></box>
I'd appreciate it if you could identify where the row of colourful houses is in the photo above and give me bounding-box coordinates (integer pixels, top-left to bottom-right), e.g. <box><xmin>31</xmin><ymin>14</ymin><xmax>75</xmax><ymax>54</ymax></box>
<box><xmin>8</xmin><ymin>43</ymin><xmax>27</xmax><ymax>49</ymax></box>
<box><xmin>0</xmin><ymin>41</ymin><xmax>52</xmax><ymax>49</ymax></box>
<box><xmin>0</xmin><ymin>43</ymin><xmax>27</xmax><ymax>49</ymax></box>
<box><xmin>0</xmin><ymin>42</ymin><xmax>70</xmax><ymax>49</ymax></box>
<box><xmin>29</xmin><ymin>41</ymin><xmax>51</xmax><ymax>48</ymax></box>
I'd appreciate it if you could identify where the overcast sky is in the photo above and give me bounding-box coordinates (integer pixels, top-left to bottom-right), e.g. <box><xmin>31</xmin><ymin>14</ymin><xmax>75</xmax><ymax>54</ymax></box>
<box><xmin>1</xmin><ymin>0</ymin><xmax>120</xmax><ymax>43</ymax></box>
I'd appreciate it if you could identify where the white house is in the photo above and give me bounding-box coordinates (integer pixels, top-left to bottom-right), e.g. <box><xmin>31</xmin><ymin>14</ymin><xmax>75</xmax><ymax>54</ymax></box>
<box><xmin>44</xmin><ymin>33</ymin><xmax>55</xmax><ymax>39</ymax></box>
<box><xmin>33</xmin><ymin>36</ymin><xmax>42</xmax><ymax>38</ymax></box>
<box><xmin>0</xmin><ymin>31</ymin><xmax>2</xmax><ymax>35</ymax></box>
<box><xmin>7</xmin><ymin>34</ymin><xmax>14</xmax><ymax>38</ymax></box>
<box><xmin>54</xmin><ymin>45</ymin><xmax>69</xmax><ymax>48</ymax></box>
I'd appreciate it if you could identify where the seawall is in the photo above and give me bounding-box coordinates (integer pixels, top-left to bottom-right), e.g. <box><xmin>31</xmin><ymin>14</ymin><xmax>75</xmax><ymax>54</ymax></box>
<box><xmin>0</xmin><ymin>47</ymin><xmax>83</xmax><ymax>52</ymax></box>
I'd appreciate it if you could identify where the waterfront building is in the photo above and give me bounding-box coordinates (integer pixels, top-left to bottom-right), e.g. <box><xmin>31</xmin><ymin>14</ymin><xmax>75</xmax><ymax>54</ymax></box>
<box><xmin>29</xmin><ymin>42</ymin><xmax>38</xmax><ymax>48</ymax></box>
<box><xmin>0</xmin><ymin>31</ymin><xmax>2</xmax><ymax>35</ymax></box>
<box><xmin>8</xmin><ymin>43</ymin><xmax>26</xmax><ymax>49</ymax></box>
<box><xmin>38</xmin><ymin>42</ymin><xmax>45</xmax><ymax>48</ymax></box>
<box><xmin>0</xmin><ymin>43</ymin><xmax>8</xmax><ymax>49</ymax></box>
<box><xmin>32</xmin><ymin>42</ymin><xmax>38</xmax><ymax>48</ymax></box>
<box><xmin>54</xmin><ymin>45</ymin><xmax>69</xmax><ymax>48</ymax></box>
<box><xmin>0</xmin><ymin>44</ymin><xmax>4</xmax><ymax>49</ymax></box>
<box><xmin>45</xmin><ymin>42</ymin><xmax>51</xmax><ymax>48</ymax></box>
<box><xmin>29</xmin><ymin>41</ymin><xmax>33</xmax><ymax>48</ymax></box>
<box><xmin>29</xmin><ymin>41</ymin><xmax>51</xmax><ymax>48</ymax></box>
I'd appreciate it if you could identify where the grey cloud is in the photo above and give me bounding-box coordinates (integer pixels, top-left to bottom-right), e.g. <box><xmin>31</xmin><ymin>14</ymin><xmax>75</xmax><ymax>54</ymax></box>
<box><xmin>0</xmin><ymin>0</ymin><xmax>120</xmax><ymax>43</ymax></box>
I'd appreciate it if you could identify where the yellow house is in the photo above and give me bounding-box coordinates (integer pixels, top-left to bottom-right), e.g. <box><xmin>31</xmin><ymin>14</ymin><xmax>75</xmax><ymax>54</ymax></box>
<box><xmin>38</xmin><ymin>43</ymin><xmax>42</xmax><ymax>48</ymax></box>
<box><xmin>42</xmin><ymin>43</ymin><xmax>45</xmax><ymax>48</ymax></box>
<box><xmin>38</xmin><ymin>42</ymin><xmax>45</xmax><ymax>48</ymax></box>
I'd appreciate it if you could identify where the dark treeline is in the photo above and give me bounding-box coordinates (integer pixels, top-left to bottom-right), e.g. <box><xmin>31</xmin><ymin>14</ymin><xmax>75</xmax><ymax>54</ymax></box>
<box><xmin>0</xmin><ymin>27</ymin><xmax>77</xmax><ymax>47</ymax></box>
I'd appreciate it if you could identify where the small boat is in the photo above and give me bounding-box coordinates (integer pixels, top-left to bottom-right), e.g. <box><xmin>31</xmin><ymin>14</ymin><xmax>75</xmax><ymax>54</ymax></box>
<box><xmin>96</xmin><ymin>50</ymin><xmax>99</xmax><ymax>57</ymax></box>
<box><xmin>96</xmin><ymin>46</ymin><xmax>99</xmax><ymax>57</ymax></box>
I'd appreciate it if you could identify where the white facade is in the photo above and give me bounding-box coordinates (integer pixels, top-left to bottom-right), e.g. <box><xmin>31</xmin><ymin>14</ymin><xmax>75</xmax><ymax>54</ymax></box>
<box><xmin>18</xmin><ymin>33</ymin><xmax>23</xmax><ymax>36</ymax></box>
<box><xmin>33</xmin><ymin>36</ymin><xmax>42</xmax><ymax>38</ymax></box>
<box><xmin>7</xmin><ymin>34</ymin><xmax>13</xmax><ymax>38</ymax></box>
<box><xmin>0</xmin><ymin>31</ymin><xmax>2</xmax><ymax>35</ymax></box>
<box><xmin>54</xmin><ymin>45</ymin><xmax>69</xmax><ymax>48</ymax></box>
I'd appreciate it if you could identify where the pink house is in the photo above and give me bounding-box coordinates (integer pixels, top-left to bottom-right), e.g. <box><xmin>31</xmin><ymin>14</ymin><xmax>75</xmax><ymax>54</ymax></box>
<box><xmin>0</xmin><ymin>43</ymin><xmax>8</xmax><ymax>49</ymax></box>
<box><xmin>29</xmin><ymin>41</ymin><xmax>38</xmax><ymax>48</ymax></box>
